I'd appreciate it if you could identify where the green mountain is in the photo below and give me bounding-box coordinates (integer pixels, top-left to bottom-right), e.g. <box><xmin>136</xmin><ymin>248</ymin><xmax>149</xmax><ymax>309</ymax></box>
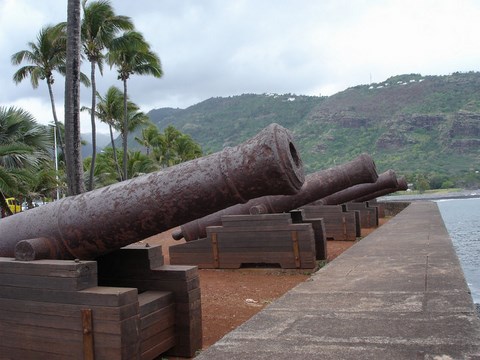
<box><xmin>141</xmin><ymin>72</ymin><xmax>480</xmax><ymax>188</ymax></box>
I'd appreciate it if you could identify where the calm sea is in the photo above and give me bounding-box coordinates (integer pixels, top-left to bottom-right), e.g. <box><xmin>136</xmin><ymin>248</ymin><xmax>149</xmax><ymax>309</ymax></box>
<box><xmin>436</xmin><ymin>198</ymin><xmax>480</xmax><ymax>304</ymax></box>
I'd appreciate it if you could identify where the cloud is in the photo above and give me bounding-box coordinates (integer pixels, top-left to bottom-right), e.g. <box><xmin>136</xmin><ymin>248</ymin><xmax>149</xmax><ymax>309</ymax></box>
<box><xmin>1</xmin><ymin>0</ymin><xmax>480</xmax><ymax>134</ymax></box>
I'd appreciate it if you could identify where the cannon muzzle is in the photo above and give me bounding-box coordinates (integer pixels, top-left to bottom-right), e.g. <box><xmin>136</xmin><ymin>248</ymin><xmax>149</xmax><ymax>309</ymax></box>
<box><xmin>354</xmin><ymin>175</ymin><xmax>408</xmax><ymax>202</ymax></box>
<box><xmin>0</xmin><ymin>123</ymin><xmax>304</xmax><ymax>260</ymax></box>
<box><xmin>319</xmin><ymin>169</ymin><xmax>398</xmax><ymax>205</ymax></box>
<box><xmin>174</xmin><ymin>153</ymin><xmax>378</xmax><ymax>241</ymax></box>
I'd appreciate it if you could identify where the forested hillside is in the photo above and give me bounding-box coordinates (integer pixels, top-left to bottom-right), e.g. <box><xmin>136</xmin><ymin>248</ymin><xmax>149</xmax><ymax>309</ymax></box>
<box><xmin>142</xmin><ymin>72</ymin><xmax>480</xmax><ymax>189</ymax></box>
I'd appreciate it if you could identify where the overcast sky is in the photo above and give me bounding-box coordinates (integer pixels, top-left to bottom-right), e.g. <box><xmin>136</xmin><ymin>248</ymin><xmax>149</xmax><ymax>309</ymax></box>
<box><xmin>1</xmin><ymin>0</ymin><xmax>479</xmax><ymax>134</ymax></box>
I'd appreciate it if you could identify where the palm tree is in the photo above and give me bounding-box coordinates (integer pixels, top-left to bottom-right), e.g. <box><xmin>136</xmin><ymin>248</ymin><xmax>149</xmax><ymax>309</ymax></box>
<box><xmin>11</xmin><ymin>24</ymin><xmax>67</xmax><ymax>158</ymax></box>
<box><xmin>82</xmin><ymin>86</ymin><xmax>123</xmax><ymax>180</ymax></box>
<box><xmin>107</xmin><ymin>30</ymin><xmax>163</xmax><ymax>180</ymax></box>
<box><xmin>135</xmin><ymin>124</ymin><xmax>161</xmax><ymax>156</ymax></box>
<box><xmin>157</xmin><ymin>126</ymin><xmax>202</xmax><ymax>167</ymax></box>
<box><xmin>81</xmin><ymin>0</ymin><xmax>133</xmax><ymax>190</ymax></box>
<box><xmin>64</xmin><ymin>0</ymin><xmax>85</xmax><ymax>195</ymax></box>
<box><xmin>0</xmin><ymin>106</ymin><xmax>51</xmax><ymax>215</ymax></box>
<box><xmin>127</xmin><ymin>150</ymin><xmax>157</xmax><ymax>178</ymax></box>
<box><xmin>83</xmin><ymin>86</ymin><xmax>149</xmax><ymax>181</ymax></box>
<box><xmin>175</xmin><ymin>134</ymin><xmax>203</xmax><ymax>163</ymax></box>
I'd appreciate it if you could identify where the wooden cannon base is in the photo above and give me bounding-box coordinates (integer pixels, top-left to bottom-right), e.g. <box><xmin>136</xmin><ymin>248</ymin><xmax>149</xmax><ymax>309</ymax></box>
<box><xmin>345</xmin><ymin>202</ymin><xmax>379</xmax><ymax>228</ymax></box>
<box><xmin>301</xmin><ymin>205</ymin><xmax>360</xmax><ymax>241</ymax></box>
<box><xmin>170</xmin><ymin>213</ymin><xmax>325</xmax><ymax>270</ymax></box>
<box><xmin>0</xmin><ymin>244</ymin><xmax>202</xmax><ymax>359</ymax></box>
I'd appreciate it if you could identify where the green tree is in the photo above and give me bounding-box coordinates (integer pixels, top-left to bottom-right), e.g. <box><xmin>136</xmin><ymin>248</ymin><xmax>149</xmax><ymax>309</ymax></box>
<box><xmin>127</xmin><ymin>150</ymin><xmax>157</xmax><ymax>178</ymax></box>
<box><xmin>136</xmin><ymin>125</ymin><xmax>203</xmax><ymax>168</ymax></box>
<box><xmin>11</xmin><ymin>24</ymin><xmax>67</xmax><ymax>157</ymax></box>
<box><xmin>83</xmin><ymin>147</ymin><xmax>120</xmax><ymax>188</ymax></box>
<box><xmin>0</xmin><ymin>107</ymin><xmax>51</xmax><ymax>215</ymax></box>
<box><xmin>135</xmin><ymin>124</ymin><xmax>161</xmax><ymax>156</ymax></box>
<box><xmin>83</xmin><ymin>86</ymin><xmax>149</xmax><ymax>181</ymax></box>
<box><xmin>64</xmin><ymin>0</ymin><xmax>85</xmax><ymax>195</ymax></box>
<box><xmin>81</xmin><ymin>0</ymin><xmax>133</xmax><ymax>190</ymax></box>
<box><xmin>415</xmin><ymin>174</ymin><xmax>430</xmax><ymax>193</ymax></box>
<box><xmin>82</xmin><ymin>86</ymin><xmax>123</xmax><ymax>180</ymax></box>
<box><xmin>107</xmin><ymin>30</ymin><xmax>163</xmax><ymax>180</ymax></box>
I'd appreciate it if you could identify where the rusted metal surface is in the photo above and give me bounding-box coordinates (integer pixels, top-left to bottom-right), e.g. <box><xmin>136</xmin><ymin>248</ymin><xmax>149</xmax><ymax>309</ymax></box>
<box><xmin>0</xmin><ymin>123</ymin><xmax>304</xmax><ymax>260</ymax></box>
<box><xmin>354</xmin><ymin>176</ymin><xmax>409</xmax><ymax>202</ymax></box>
<box><xmin>319</xmin><ymin>169</ymin><xmax>398</xmax><ymax>205</ymax></box>
<box><xmin>172</xmin><ymin>153</ymin><xmax>378</xmax><ymax>241</ymax></box>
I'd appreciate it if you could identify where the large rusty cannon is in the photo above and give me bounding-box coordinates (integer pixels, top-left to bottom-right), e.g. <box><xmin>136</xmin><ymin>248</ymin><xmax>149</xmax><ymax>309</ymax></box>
<box><xmin>318</xmin><ymin>169</ymin><xmax>399</xmax><ymax>205</ymax></box>
<box><xmin>172</xmin><ymin>153</ymin><xmax>378</xmax><ymax>241</ymax></box>
<box><xmin>0</xmin><ymin>123</ymin><xmax>305</xmax><ymax>261</ymax></box>
<box><xmin>354</xmin><ymin>176</ymin><xmax>408</xmax><ymax>202</ymax></box>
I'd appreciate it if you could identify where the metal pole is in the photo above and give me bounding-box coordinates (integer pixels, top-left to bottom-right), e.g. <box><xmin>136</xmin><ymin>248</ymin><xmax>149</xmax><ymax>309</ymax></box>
<box><xmin>49</xmin><ymin>124</ymin><xmax>60</xmax><ymax>200</ymax></box>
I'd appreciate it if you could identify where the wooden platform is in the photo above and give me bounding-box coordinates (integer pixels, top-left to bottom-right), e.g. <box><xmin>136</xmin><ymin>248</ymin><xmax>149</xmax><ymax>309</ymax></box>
<box><xmin>0</xmin><ymin>244</ymin><xmax>202</xmax><ymax>359</ymax></box>
<box><xmin>301</xmin><ymin>205</ymin><xmax>359</xmax><ymax>241</ymax></box>
<box><xmin>170</xmin><ymin>214</ymin><xmax>318</xmax><ymax>269</ymax></box>
<box><xmin>345</xmin><ymin>202</ymin><xmax>379</xmax><ymax>228</ymax></box>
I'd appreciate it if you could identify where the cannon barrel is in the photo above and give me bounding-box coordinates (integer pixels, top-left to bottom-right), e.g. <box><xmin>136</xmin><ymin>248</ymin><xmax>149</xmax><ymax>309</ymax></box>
<box><xmin>353</xmin><ymin>176</ymin><xmax>408</xmax><ymax>202</ymax></box>
<box><xmin>319</xmin><ymin>169</ymin><xmax>398</xmax><ymax>205</ymax></box>
<box><xmin>172</xmin><ymin>153</ymin><xmax>378</xmax><ymax>241</ymax></box>
<box><xmin>0</xmin><ymin>123</ymin><xmax>305</xmax><ymax>261</ymax></box>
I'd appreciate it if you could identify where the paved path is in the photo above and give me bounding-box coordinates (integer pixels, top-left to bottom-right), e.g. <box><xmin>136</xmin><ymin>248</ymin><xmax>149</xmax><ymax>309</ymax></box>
<box><xmin>196</xmin><ymin>202</ymin><xmax>480</xmax><ymax>359</ymax></box>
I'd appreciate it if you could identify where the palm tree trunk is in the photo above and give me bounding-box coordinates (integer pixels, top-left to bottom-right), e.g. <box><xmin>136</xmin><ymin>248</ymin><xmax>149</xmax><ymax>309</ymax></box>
<box><xmin>88</xmin><ymin>60</ymin><xmax>97</xmax><ymax>190</ymax></box>
<box><xmin>122</xmin><ymin>78</ymin><xmax>128</xmax><ymax>180</ymax></box>
<box><xmin>109</xmin><ymin>124</ymin><xmax>122</xmax><ymax>181</ymax></box>
<box><xmin>47</xmin><ymin>80</ymin><xmax>66</xmax><ymax>161</ymax></box>
<box><xmin>64</xmin><ymin>0</ymin><xmax>85</xmax><ymax>196</ymax></box>
<box><xmin>0</xmin><ymin>190</ymin><xmax>13</xmax><ymax>217</ymax></box>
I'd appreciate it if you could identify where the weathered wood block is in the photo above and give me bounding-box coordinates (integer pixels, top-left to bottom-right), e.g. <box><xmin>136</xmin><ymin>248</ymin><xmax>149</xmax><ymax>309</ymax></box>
<box><xmin>290</xmin><ymin>210</ymin><xmax>327</xmax><ymax>260</ymax></box>
<box><xmin>366</xmin><ymin>199</ymin><xmax>385</xmax><ymax>218</ymax></box>
<box><xmin>170</xmin><ymin>213</ymin><xmax>317</xmax><ymax>269</ymax></box>
<box><xmin>345</xmin><ymin>202</ymin><xmax>378</xmax><ymax>228</ymax></box>
<box><xmin>97</xmin><ymin>245</ymin><xmax>202</xmax><ymax>358</ymax></box>
<box><xmin>138</xmin><ymin>291</ymin><xmax>176</xmax><ymax>360</ymax></box>
<box><xmin>0</xmin><ymin>244</ymin><xmax>202</xmax><ymax>359</ymax></box>
<box><xmin>0</xmin><ymin>258</ymin><xmax>140</xmax><ymax>359</ymax></box>
<box><xmin>301</xmin><ymin>205</ymin><xmax>359</xmax><ymax>241</ymax></box>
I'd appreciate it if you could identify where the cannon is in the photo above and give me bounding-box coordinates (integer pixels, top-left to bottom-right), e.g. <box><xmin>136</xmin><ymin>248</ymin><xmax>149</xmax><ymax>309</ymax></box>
<box><xmin>172</xmin><ymin>153</ymin><xmax>378</xmax><ymax>241</ymax></box>
<box><xmin>318</xmin><ymin>169</ymin><xmax>399</xmax><ymax>205</ymax></box>
<box><xmin>354</xmin><ymin>176</ymin><xmax>408</xmax><ymax>202</ymax></box>
<box><xmin>0</xmin><ymin>123</ymin><xmax>305</xmax><ymax>261</ymax></box>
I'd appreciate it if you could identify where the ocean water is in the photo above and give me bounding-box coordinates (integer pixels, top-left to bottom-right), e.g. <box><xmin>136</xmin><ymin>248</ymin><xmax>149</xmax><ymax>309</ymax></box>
<box><xmin>436</xmin><ymin>198</ymin><xmax>480</xmax><ymax>304</ymax></box>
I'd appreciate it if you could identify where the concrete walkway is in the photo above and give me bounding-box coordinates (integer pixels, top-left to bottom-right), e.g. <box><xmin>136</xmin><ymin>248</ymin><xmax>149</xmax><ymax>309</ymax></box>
<box><xmin>196</xmin><ymin>202</ymin><xmax>480</xmax><ymax>359</ymax></box>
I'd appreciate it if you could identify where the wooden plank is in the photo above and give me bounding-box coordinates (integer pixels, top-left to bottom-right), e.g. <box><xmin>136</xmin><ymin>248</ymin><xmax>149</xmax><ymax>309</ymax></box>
<box><xmin>82</xmin><ymin>309</ymin><xmax>95</xmax><ymax>360</ymax></box>
<box><xmin>220</xmin><ymin>213</ymin><xmax>292</xmax><ymax>227</ymax></box>
<box><xmin>0</xmin><ymin>285</ymin><xmax>138</xmax><ymax>307</ymax></box>
<box><xmin>207</xmin><ymin>223</ymin><xmax>312</xmax><ymax>234</ymax></box>
<box><xmin>0</xmin><ymin>324</ymin><xmax>137</xmax><ymax>359</ymax></box>
<box><xmin>99</xmin><ymin>277</ymin><xmax>199</xmax><ymax>298</ymax></box>
<box><xmin>0</xmin><ymin>297</ymin><xmax>139</xmax><ymax>321</ymax></box>
<box><xmin>302</xmin><ymin>217</ymin><xmax>327</xmax><ymax>260</ymax></box>
<box><xmin>138</xmin><ymin>291</ymin><xmax>173</xmax><ymax>317</ymax></box>
<box><xmin>291</xmin><ymin>231</ymin><xmax>301</xmax><ymax>268</ymax></box>
<box><xmin>0</xmin><ymin>258</ymin><xmax>97</xmax><ymax>277</ymax></box>
<box><xmin>0</xmin><ymin>345</ymin><xmax>68</xmax><ymax>360</ymax></box>
<box><xmin>140</xmin><ymin>304</ymin><xmax>175</xmax><ymax>330</ymax></box>
<box><xmin>169</xmin><ymin>252</ymin><xmax>214</xmax><ymax>267</ymax></box>
<box><xmin>211</xmin><ymin>232</ymin><xmax>219</xmax><ymax>268</ymax></box>
<box><xmin>141</xmin><ymin>328</ymin><xmax>176</xmax><ymax>360</ymax></box>
<box><xmin>302</xmin><ymin>209</ymin><xmax>357</xmax><ymax>241</ymax></box>
<box><xmin>0</xmin><ymin>271</ymin><xmax>97</xmax><ymax>291</ymax></box>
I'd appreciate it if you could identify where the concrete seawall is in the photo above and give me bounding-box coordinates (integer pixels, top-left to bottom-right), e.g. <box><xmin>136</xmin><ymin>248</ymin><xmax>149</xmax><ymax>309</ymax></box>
<box><xmin>196</xmin><ymin>201</ymin><xmax>480</xmax><ymax>359</ymax></box>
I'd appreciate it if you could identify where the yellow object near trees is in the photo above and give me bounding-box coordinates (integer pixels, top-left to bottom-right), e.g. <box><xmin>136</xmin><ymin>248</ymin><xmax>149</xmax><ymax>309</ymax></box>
<box><xmin>6</xmin><ymin>198</ymin><xmax>21</xmax><ymax>214</ymax></box>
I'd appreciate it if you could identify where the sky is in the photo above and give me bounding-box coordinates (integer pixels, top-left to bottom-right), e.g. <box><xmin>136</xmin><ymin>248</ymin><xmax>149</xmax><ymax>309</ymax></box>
<box><xmin>0</xmin><ymin>0</ymin><xmax>479</xmax><ymax>134</ymax></box>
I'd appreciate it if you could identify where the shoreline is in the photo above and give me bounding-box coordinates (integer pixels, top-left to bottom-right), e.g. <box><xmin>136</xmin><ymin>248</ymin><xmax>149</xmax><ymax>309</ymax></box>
<box><xmin>380</xmin><ymin>189</ymin><xmax>480</xmax><ymax>202</ymax></box>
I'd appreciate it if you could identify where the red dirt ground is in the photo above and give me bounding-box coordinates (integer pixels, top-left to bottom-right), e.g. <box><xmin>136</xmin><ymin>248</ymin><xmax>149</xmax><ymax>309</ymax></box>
<box><xmin>142</xmin><ymin>218</ymin><xmax>388</xmax><ymax>359</ymax></box>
